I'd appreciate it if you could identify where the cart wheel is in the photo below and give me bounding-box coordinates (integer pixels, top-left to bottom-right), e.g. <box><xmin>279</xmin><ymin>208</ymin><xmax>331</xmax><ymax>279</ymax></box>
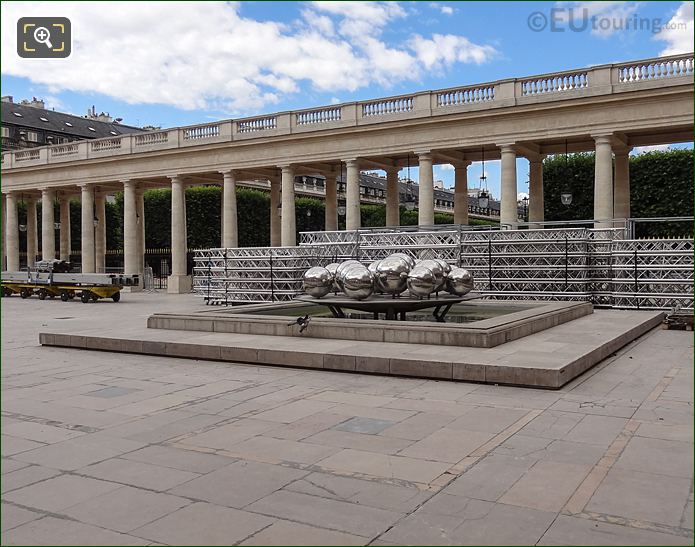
<box><xmin>81</xmin><ymin>291</ymin><xmax>91</xmax><ymax>303</ymax></box>
<box><xmin>61</xmin><ymin>291</ymin><xmax>70</xmax><ymax>302</ymax></box>
<box><xmin>111</xmin><ymin>292</ymin><xmax>121</xmax><ymax>302</ymax></box>
<box><xmin>20</xmin><ymin>288</ymin><xmax>30</xmax><ymax>299</ymax></box>
<box><xmin>1</xmin><ymin>287</ymin><xmax>7</xmax><ymax>297</ymax></box>
<box><xmin>68</xmin><ymin>291</ymin><xmax>75</xmax><ymax>300</ymax></box>
<box><xmin>91</xmin><ymin>293</ymin><xmax>99</xmax><ymax>302</ymax></box>
<box><xmin>38</xmin><ymin>289</ymin><xmax>47</xmax><ymax>300</ymax></box>
<box><xmin>49</xmin><ymin>294</ymin><xmax>56</xmax><ymax>299</ymax></box>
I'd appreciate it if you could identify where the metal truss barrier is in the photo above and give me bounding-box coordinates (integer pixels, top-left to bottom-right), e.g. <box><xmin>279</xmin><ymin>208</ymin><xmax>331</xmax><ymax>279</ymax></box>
<box><xmin>194</xmin><ymin>227</ymin><xmax>692</xmax><ymax>311</ymax></box>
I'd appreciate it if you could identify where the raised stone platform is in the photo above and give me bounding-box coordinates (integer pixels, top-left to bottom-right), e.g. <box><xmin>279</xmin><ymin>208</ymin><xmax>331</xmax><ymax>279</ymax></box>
<box><xmin>148</xmin><ymin>300</ymin><xmax>593</xmax><ymax>348</ymax></box>
<box><xmin>39</xmin><ymin>309</ymin><xmax>663</xmax><ymax>389</ymax></box>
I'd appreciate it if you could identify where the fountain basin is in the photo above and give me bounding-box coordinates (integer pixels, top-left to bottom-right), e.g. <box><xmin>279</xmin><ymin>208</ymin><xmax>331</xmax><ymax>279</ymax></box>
<box><xmin>148</xmin><ymin>299</ymin><xmax>593</xmax><ymax>348</ymax></box>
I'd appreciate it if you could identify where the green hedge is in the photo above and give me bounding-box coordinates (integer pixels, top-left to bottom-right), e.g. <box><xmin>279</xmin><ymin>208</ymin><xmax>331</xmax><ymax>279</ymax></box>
<box><xmin>543</xmin><ymin>148</ymin><xmax>693</xmax><ymax>236</ymax></box>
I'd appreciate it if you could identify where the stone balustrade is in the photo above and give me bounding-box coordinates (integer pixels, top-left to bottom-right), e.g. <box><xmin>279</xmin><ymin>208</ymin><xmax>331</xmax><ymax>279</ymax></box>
<box><xmin>2</xmin><ymin>53</ymin><xmax>692</xmax><ymax>169</ymax></box>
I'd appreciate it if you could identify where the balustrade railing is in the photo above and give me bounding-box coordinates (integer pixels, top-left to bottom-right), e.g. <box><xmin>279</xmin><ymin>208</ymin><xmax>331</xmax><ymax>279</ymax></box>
<box><xmin>616</xmin><ymin>56</ymin><xmax>694</xmax><ymax>83</ymax></box>
<box><xmin>50</xmin><ymin>144</ymin><xmax>79</xmax><ymax>157</ymax></box>
<box><xmin>237</xmin><ymin>116</ymin><xmax>277</xmax><ymax>133</ymax></box>
<box><xmin>296</xmin><ymin>107</ymin><xmax>342</xmax><ymax>125</ymax></box>
<box><xmin>521</xmin><ymin>72</ymin><xmax>588</xmax><ymax>95</ymax></box>
<box><xmin>183</xmin><ymin>124</ymin><xmax>220</xmax><ymax>140</ymax></box>
<box><xmin>437</xmin><ymin>85</ymin><xmax>495</xmax><ymax>106</ymax></box>
<box><xmin>91</xmin><ymin>137</ymin><xmax>122</xmax><ymax>152</ymax></box>
<box><xmin>14</xmin><ymin>150</ymin><xmax>40</xmax><ymax>162</ymax></box>
<box><xmin>134</xmin><ymin>131</ymin><xmax>168</xmax><ymax>146</ymax></box>
<box><xmin>362</xmin><ymin>96</ymin><xmax>413</xmax><ymax>117</ymax></box>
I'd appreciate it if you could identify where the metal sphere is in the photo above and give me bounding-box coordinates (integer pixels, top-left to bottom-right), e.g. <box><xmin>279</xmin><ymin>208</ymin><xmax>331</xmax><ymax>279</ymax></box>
<box><xmin>303</xmin><ymin>267</ymin><xmax>333</xmax><ymax>298</ymax></box>
<box><xmin>325</xmin><ymin>263</ymin><xmax>340</xmax><ymax>293</ymax></box>
<box><xmin>417</xmin><ymin>259</ymin><xmax>446</xmax><ymax>292</ymax></box>
<box><xmin>434</xmin><ymin>258</ymin><xmax>452</xmax><ymax>276</ymax></box>
<box><xmin>407</xmin><ymin>266</ymin><xmax>436</xmax><ymax>298</ymax></box>
<box><xmin>446</xmin><ymin>267</ymin><xmax>475</xmax><ymax>296</ymax></box>
<box><xmin>375</xmin><ymin>256</ymin><xmax>410</xmax><ymax>295</ymax></box>
<box><xmin>368</xmin><ymin>260</ymin><xmax>383</xmax><ymax>293</ymax></box>
<box><xmin>335</xmin><ymin>260</ymin><xmax>362</xmax><ymax>292</ymax></box>
<box><xmin>341</xmin><ymin>264</ymin><xmax>375</xmax><ymax>300</ymax></box>
<box><xmin>389</xmin><ymin>253</ymin><xmax>416</xmax><ymax>270</ymax></box>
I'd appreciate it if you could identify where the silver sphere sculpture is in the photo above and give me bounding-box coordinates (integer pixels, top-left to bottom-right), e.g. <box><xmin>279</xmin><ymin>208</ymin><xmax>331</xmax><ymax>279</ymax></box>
<box><xmin>341</xmin><ymin>264</ymin><xmax>375</xmax><ymax>300</ymax></box>
<box><xmin>434</xmin><ymin>258</ymin><xmax>452</xmax><ymax>277</ymax></box>
<box><xmin>335</xmin><ymin>260</ymin><xmax>362</xmax><ymax>292</ymax></box>
<box><xmin>368</xmin><ymin>260</ymin><xmax>383</xmax><ymax>293</ymax></box>
<box><xmin>446</xmin><ymin>267</ymin><xmax>475</xmax><ymax>296</ymax></box>
<box><xmin>407</xmin><ymin>265</ymin><xmax>436</xmax><ymax>298</ymax></box>
<box><xmin>375</xmin><ymin>256</ymin><xmax>410</xmax><ymax>295</ymax></box>
<box><xmin>417</xmin><ymin>259</ymin><xmax>446</xmax><ymax>292</ymax></box>
<box><xmin>389</xmin><ymin>253</ymin><xmax>416</xmax><ymax>270</ymax></box>
<box><xmin>303</xmin><ymin>267</ymin><xmax>333</xmax><ymax>298</ymax></box>
<box><xmin>325</xmin><ymin>262</ymin><xmax>340</xmax><ymax>293</ymax></box>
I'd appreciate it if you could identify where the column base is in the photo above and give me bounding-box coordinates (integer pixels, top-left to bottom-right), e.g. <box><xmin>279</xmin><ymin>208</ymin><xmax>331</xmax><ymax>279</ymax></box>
<box><xmin>167</xmin><ymin>274</ymin><xmax>192</xmax><ymax>294</ymax></box>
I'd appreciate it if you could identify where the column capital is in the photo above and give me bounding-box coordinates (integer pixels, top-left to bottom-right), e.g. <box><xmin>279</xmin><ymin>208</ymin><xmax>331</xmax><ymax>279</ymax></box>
<box><xmin>167</xmin><ymin>174</ymin><xmax>184</xmax><ymax>183</ymax></box>
<box><xmin>592</xmin><ymin>134</ymin><xmax>614</xmax><ymax>145</ymax></box>
<box><xmin>613</xmin><ymin>146</ymin><xmax>632</xmax><ymax>157</ymax></box>
<box><xmin>121</xmin><ymin>179</ymin><xmax>139</xmax><ymax>188</ymax></box>
<box><xmin>452</xmin><ymin>160</ymin><xmax>472</xmax><ymax>169</ymax></box>
<box><xmin>497</xmin><ymin>143</ymin><xmax>517</xmax><ymax>154</ymax></box>
<box><xmin>385</xmin><ymin>165</ymin><xmax>400</xmax><ymax>176</ymax></box>
<box><xmin>341</xmin><ymin>159</ymin><xmax>360</xmax><ymax>168</ymax></box>
<box><xmin>416</xmin><ymin>151</ymin><xmax>433</xmax><ymax>161</ymax></box>
<box><xmin>219</xmin><ymin>169</ymin><xmax>237</xmax><ymax>177</ymax></box>
<box><xmin>77</xmin><ymin>182</ymin><xmax>95</xmax><ymax>190</ymax></box>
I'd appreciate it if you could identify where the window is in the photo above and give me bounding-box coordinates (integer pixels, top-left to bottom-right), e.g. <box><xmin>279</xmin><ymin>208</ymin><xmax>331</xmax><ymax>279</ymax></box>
<box><xmin>109</xmin><ymin>130</ymin><xmax>118</xmax><ymax>135</ymax></box>
<box><xmin>12</xmin><ymin>112</ymin><xmax>22</xmax><ymax>117</ymax></box>
<box><xmin>39</xmin><ymin>117</ymin><xmax>49</xmax><ymax>122</ymax></box>
<box><xmin>88</xmin><ymin>127</ymin><xmax>96</xmax><ymax>132</ymax></box>
<box><xmin>1</xmin><ymin>127</ymin><xmax>10</xmax><ymax>138</ymax></box>
<box><xmin>64</xmin><ymin>122</ymin><xmax>73</xmax><ymax>127</ymax></box>
<box><xmin>25</xmin><ymin>131</ymin><xmax>39</xmax><ymax>142</ymax></box>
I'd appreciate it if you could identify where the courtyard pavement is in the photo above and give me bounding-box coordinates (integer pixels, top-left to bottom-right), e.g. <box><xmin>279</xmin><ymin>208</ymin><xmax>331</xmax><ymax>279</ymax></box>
<box><xmin>1</xmin><ymin>293</ymin><xmax>693</xmax><ymax>545</ymax></box>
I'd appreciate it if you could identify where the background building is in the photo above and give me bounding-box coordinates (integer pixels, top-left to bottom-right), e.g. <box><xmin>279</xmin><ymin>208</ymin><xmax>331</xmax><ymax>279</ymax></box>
<box><xmin>1</xmin><ymin>96</ymin><xmax>142</xmax><ymax>151</ymax></box>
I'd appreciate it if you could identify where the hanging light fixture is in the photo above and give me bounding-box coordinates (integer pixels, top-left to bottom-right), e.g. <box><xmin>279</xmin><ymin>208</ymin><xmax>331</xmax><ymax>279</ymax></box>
<box><xmin>19</xmin><ymin>193</ymin><xmax>27</xmax><ymax>232</ymax></box>
<box><xmin>560</xmin><ymin>139</ymin><xmax>573</xmax><ymax>207</ymax></box>
<box><xmin>477</xmin><ymin>146</ymin><xmax>490</xmax><ymax>209</ymax></box>
<box><xmin>54</xmin><ymin>191</ymin><xmax>61</xmax><ymax>230</ymax></box>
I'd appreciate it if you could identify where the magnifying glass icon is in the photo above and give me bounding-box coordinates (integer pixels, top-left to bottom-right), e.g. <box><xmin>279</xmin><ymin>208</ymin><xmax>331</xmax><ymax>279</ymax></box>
<box><xmin>33</xmin><ymin>26</ymin><xmax>53</xmax><ymax>49</ymax></box>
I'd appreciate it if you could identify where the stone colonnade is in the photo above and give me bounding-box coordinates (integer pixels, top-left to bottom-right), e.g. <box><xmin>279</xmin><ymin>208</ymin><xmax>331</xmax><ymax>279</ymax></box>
<box><xmin>3</xmin><ymin>137</ymin><xmax>631</xmax><ymax>292</ymax></box>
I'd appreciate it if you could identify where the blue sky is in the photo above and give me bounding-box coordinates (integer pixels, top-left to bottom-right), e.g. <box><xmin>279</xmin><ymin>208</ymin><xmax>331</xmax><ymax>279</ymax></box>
<box><xmin>2</xmin><ymin>1</ymin><xmax>693</xmax><ymax>197</ymax></box>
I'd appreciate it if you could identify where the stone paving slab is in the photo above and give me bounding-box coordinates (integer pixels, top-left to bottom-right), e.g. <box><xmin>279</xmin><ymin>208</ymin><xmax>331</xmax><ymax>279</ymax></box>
<box><xmin>2</xmin><ymin>293</ymin><xmax>692</xmax><ymax>546</ymax></box>
<box><xmin>39</xmin><ymin>309</ymin><xmax>663</xmax><ymax>388</ymax></box>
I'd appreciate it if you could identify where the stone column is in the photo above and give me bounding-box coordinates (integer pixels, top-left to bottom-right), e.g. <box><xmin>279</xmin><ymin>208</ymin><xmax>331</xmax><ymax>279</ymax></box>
<box><xmin>345</xmin><ymin>160</ymin><xmax>361</xmax><ymax>230</ymax></box>
<box><xmin>123</xmin><ymin>181</ymin><xmax>140</xmax><ymax>279</ymax></box>
<box><xmin>80</xmin><ymin>184</ymin><xmax>95</xmax><ymax>273</ymax></box>
<box><xmin>324</xmin><ymin>172</ymin><xmax>338</xmax><ymax>231</ymax></box>
<box><xmin>5</xmin><ymin>192</ymin><xmax>19</xmax><ymax>272</ymax></box>
<box><xmin>270</xmin><ymin>176</ymin><xmax>281</xmax><ymax>247</ymax></box>
<box><xmin>221</xmin><ymin>170</ymin><xmax>238</xmax><ymax>248</ymax></box>
<box><xmin>26</xmin><ymin>197</ymin><xmax>38</xmax><ymax>268</ymax></box>
<box><xmin>95</xmin><ymin>193</ymin><xmax>106</xmax><ymax>273</ymax></box>
<box><xmin>613</xmin><ymin>148</ymin><xmax>631</xmax><ymax>220</ymax></box>
<box><xmin>453</xmin><ymin>162</ymin><xmax>470</xmax><ymax>225</ymax></box>
<box><xmin>280</xmin><ymin>166</ymin><xmax>296</xmax><ymax>246</ymax></box>
<box><xmin>168</xmin><ymin>175</ymin><xmax>191</xmax><ymax>293</ymax></box>
<box><xmin>59</xmin><ymin>196</ymin><xmax>71</xmax><ymax>262</ymax></box>
<box><xmin>1</xmin><ymin>194</ymin><xmax>5</xmax><ymax>271</ymax></box>
<box><xmin>385</xmin><ymin>167</ymin><xmax>400</xmax><ymax>227</ymax></box>
<box><xmin>594</xmin><ymin>135</ymin><xmax>614</xmax><ymax>228</ymax></box>
<box><xmin>137</xmin><ymin>188</ymin><xmax>145</xmax><ymax>275</ymax></box>
<box><xmin>499</xmin><ymin>145</ymin><xmax>518</xmax><ymax>227</ymax></box>
<box><xmin>418</xmin><ymin>152</ymin><xmax>434</xmax><ymax>226</ymax></box>
<box><xmin>41</xmin><ymin>188</ymin><xmax>56</xmax><ymax>261</ymax></box>
<box><xmin>528</xmin><ymin>155</ymin><xmax>544</xmax><ymax>224</ymax></box>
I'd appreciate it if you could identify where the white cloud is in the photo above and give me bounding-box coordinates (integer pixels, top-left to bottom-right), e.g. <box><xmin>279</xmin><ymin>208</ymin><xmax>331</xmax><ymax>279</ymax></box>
<box><xmin>554</xmin><ymin>2</ymin><xmax>639</xmax><ymax>37</ymax></box>
<box><xmin>439</xmin><ymin>163</ymin><xmax>455</xmax><ymax>171</ymax></box>
<box><xmin>2</xmin><ymin>1</ymin><xmax>496</xmax><ymax>114</ymax></box>
<box><xmin>430</xmin><ymin>3</ymin><xmax>455</xmax><ymax>16</ymax></box>
<box><xmin>655</xmin><ymin>1</ymin><xmax>694</xmax><ymax>55</ymax></box>
<box><xmin>409</xmin><ymin>34</ymin><xmax>496</xmax><ymax>70</ymax></box>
